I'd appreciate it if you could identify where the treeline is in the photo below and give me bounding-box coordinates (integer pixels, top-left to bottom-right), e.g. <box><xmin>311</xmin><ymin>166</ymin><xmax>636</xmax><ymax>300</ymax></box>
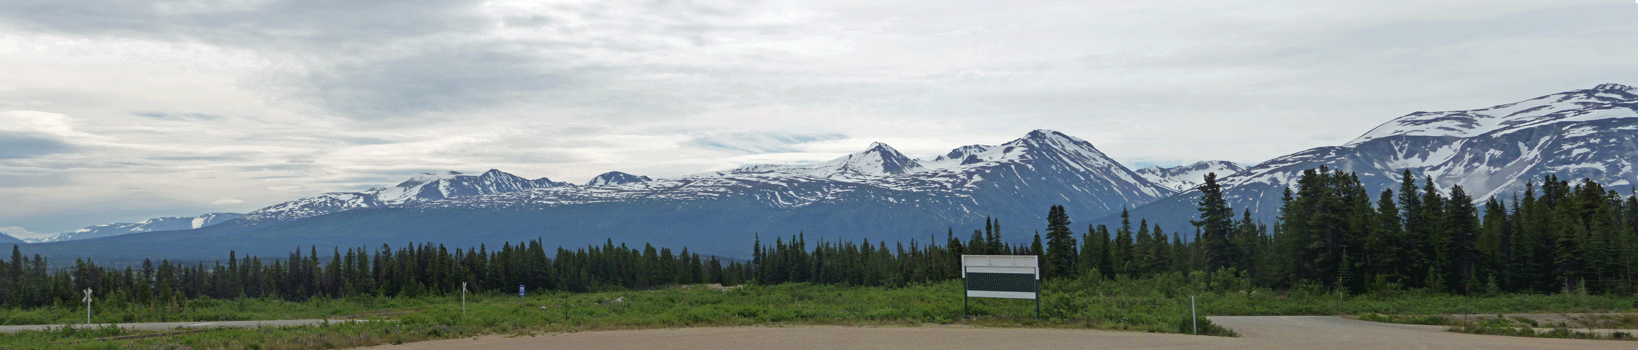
<box><xmin>1257</xmin><ymin>168</ymin><xmax>1638</xmax><ymax>295</ymax></box>
<box><xmin>750</xmin><ymin>218</ymin><xmax>1043</xmax><ymax>286</ymax></box>
<box><xmin>3</xmin><ymin>168</ymin><xmax>1636</xmax><ymax>309</ymax></box>
<box><xmin>0</xmin><ymin>240</ymin><xmax>752</xmax><ymax>309</ymax></box>
<box><xmin>751</xmin><ymin>169</ymin><xmax>1638</xmax><ymax>296</ymax></box>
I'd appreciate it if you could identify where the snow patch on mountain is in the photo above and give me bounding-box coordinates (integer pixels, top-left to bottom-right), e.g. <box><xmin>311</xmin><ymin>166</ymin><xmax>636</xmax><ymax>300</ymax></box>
<box><xmin>234</xmin><ymin>170</ymin><xmax>567</xmax><ymax>225</ymax></box>
<box><xmin>223</xmin><ymin>129</ymin><xmax>1174</xmax><ymax>235</ymax></box>
<box><xmin>27</xmin><ymin>213</ymin><xmax>243</xmax><ymax>243</ymax></box>
<box><xmin>721</xmin><ymin>142</ymin><xmax>926</xmax><ymax>178</ymax></box>
<box><xmin>1350</xmin><ymin>83</ymin><xmax>1638</xmax><ymax>145</ymax></box>
<box><xmin>1135</xmin><ymin>161</ymin><xmax>1249</xmax><ymax>192</ymax></box>
<box><xmin>1161</xmin><ymin>83</ymin><xmax>1638</xmax><ymax>229</ymax></box>
<box><xmin>585</xmin><ymin>171</ymin><xmax>653</xmax><ymax>186</ymax></box>
<box><xmin>415</xmin><ymin>129</ymin><xmax>1173</xmax><ymax>217</ymax></box>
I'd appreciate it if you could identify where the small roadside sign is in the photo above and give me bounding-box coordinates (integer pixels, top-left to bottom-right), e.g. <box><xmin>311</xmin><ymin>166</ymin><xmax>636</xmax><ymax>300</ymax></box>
<box><xmin>83</xmin><ymin>288</ymin><xmax>93</xmax><ymax>324</ymax></box>
<box><xmin>960</xmin><ymin>255</ymin><xmax>1041</xmax><ymax>318</ymax></box>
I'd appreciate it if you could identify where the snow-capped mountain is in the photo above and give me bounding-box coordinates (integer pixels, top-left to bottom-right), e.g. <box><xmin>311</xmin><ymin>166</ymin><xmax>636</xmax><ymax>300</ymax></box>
<box><xmin>414</xmin><ymin>130</ymin><xmax>1172</xmax><ymax>218</ymax></box>
<box><xmin>231</xmin><ymin>169</ymin><xmax>567</xmax><ymax>226</ymax></box>
<box><xmin>716</xmin><ymin>142</ymin><xmax>925</xmax><ymax>178</ymax></box>
<box><xmin>26</xmin><ymin>213</ymin><xmax>243</xmax><ymax>243</ymax></box>
<box><xmin>585</xmin><ymin>171</ymin><xmax>652</xmax><ymax>187</ymax></box>
<box><xmin>1121</xmin><ymin>83</ymin><xmax>1638</xmax><ymax>230</ymax></box>
<box><xmin>45</xmin><ymin>129</ymin><xmax>1171</xmax><ymax>260</ymax></box>
<box><xmin>1135</xmin><ymin>161</ymin><xmax>1249</xmax><ymax>192</ymax></box>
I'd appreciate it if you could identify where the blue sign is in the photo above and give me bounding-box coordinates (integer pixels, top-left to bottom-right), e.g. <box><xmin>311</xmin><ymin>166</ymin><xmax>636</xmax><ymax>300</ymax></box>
<box><xmin>519</xmin><ymin>285</ymin><xmax>525</xmax><ymax>297</ymax></box>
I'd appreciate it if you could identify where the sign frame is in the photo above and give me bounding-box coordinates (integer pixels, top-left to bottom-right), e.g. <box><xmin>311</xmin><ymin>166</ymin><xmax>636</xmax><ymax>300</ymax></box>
<box><xmin>960</xmin><ymin>255</ymin><xmax>1040</xmax><ymax>318</ymax></box>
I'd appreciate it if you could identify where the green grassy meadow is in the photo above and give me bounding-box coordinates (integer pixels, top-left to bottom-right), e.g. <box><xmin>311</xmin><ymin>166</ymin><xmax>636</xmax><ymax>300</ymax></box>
<box><xmin>2</xmin><ymin>272</ymin><xmax>1635</xmax><ymax>349</ymax></box>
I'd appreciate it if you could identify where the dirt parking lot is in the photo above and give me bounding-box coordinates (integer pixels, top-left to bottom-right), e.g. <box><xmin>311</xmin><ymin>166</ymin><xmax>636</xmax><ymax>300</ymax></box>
<box><xmin>362</xmin><ymin>316</ymin><xmax>1629</xmax><ymax>349</ymax></box>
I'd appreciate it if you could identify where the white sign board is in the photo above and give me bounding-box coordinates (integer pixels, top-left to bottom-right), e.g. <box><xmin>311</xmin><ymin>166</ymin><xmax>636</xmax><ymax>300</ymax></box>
<box><xmin>961</xmin><ymin>255</ymin><xmax>1040</xmax><ymax>300</ymax></box>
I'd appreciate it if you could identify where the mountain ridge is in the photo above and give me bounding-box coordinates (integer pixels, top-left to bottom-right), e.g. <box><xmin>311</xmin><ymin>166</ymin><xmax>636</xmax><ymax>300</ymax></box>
<box><xmin>21</xmin><ymin>213</ymin><xmax>243</xmax><ymax>244</ymax></box>
<box><xmin>33</xmin><ymin>129</ymin><xmax>1174</xmax><ymax>261</ymax></box>
<box><xmin>1114</xmin><ymin>83</ymin><xmax>1638</xmax><ymax>232</ymax></box>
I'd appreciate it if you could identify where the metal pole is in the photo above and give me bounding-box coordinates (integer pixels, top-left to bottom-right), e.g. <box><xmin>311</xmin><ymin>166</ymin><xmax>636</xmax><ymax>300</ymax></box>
<box><xmin>1191</xmin><ymin>296</ymin><xmax>1198</xmax><ymax>335</ymax></box>
<box><xmin>1034</xmin><ymin>277</ymin><xmax>1041</xmax><ymax>319</ymax></box>
<box><xmin>84</xmin><ymin>288</ymin><xmax>92</xmax><ymax>325</ymax></box>
<box><xmin>963</xmin><ymin>272</ymin><xmax>970</xmax><ymax>318</ymax></box>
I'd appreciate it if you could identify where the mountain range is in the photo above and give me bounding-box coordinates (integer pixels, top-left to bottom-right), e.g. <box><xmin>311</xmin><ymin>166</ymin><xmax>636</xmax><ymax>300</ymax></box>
<box><xmin>12</xmin><ymin>83</ymin><xmax>1636</xmax><ymax>264</ymax></box>
<box><xmin>1114</xmin><ymin>83</ymin><xmax>1638</xmax><ymax>230</ymax></box>
<box><xmin>18</xmin><ymin>130</ymin><xmax>1176</xmax><ymax>262</ymax></box>
<box><xmin>19</xmin><ymin>213</ymin><xmax>243</xmax><ymax>243</ymax></box>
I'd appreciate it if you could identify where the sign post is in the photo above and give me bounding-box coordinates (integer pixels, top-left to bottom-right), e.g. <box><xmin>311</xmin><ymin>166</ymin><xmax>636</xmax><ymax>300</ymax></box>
<box><xmin>519</xmin><ymin>285</ymin><xmax>525</xmax><ymax>298</ymax></box>
<box><xmin>82</xmin><ymin>288</ymin><xmax>92</xmax><ymax>325</ymax></box>
<box><xmin>960</xmin><ymin>255</ymin><xmax>1040</xmax><ymax>318</ymax></box>
<box><xmin>1191</xmin><ymin>296</ymin><xmax>1198</xmax><ymax>335</ymax></box>
<box><xmin>462</xmin><ymin>282</ymin><xmax>468</xmax><ymax>316</ymax></box>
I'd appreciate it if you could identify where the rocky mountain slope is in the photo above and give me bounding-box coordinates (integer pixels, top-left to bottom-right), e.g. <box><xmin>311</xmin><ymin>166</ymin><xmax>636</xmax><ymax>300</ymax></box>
<box><xmin>226</xmin><ymin>169</ymin><xmax>569</xmax><ymax>228</ymax></box>
<box><xmin>23</xmin><ymin>213</ymin><xmax>242</xmax><ymax>243</ymax></box>
<box><xmin>37</xmin><ymin>130</ymin><xmax>1174</xmax><ymax>260</ymax></box>
<box><xmin>1117</xmin><ymin>83</ymin><xmax>1638</xmax><ymax>231</ymax></box>
<box><xmin>1135</xmin><ymin>161</ymin><xmax>1249</xmax><ymax>192</ymax></box>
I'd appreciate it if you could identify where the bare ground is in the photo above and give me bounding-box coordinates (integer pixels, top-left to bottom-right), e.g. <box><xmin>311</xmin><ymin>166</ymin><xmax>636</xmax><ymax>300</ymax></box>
<box><xmin>358</xmin><ymin>316</ymin><xmax>1630</xmax><ymax>350</ymax></box>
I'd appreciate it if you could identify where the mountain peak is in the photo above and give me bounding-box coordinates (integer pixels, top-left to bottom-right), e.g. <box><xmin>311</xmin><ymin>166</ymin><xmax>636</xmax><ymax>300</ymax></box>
<box><xmin>1349</xmin><ymin>83</ymin><xmax>1638</xmax><ymax>145</ymax></box>
<box><xmin>401</xmin><ymin>171</ymin><xmax>465</xmax><ymax>187</ymax></box>
<box><xmin>816</xmin><ymin>141</ymin><xmax>923</xmax><ymax>176</ymax></box>
<box><xmin>1133</xmin><ymin>161</ymin><xmax>1247</xmax><ymax>192</ymax></box>
<box><xmin>1594</xmin><ymin>83</ymin><xmax>1635</xmax><ymax>92</ymax></box>
<box><xmin>1025</xmin><ymin>129</ymin><xmax>1066</xmax><ymax>140</ymax></box>
<box><xmin>586</xmin><ymin>171</ymin><xmax>653</xmax><ymax>187</ymax></box>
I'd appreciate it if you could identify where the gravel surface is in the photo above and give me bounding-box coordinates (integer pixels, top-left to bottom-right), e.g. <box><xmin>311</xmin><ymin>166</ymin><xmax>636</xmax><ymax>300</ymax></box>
<box><xmin>359</xmin><ymin>316</ymin><xmax>1628</xmax><ymax>350</ymax></box>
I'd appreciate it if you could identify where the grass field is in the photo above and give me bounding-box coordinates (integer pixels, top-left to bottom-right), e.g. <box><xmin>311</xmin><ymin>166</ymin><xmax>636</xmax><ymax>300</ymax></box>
<box><xmin>3</xmin><ymin>272</ymin><xmax>1635</xmax><ymax>349</ymax></box>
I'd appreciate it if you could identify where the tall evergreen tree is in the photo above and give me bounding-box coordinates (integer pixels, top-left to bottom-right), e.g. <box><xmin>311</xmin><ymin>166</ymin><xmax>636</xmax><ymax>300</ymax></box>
<box><xmin>1043</xmin><ymin>205</ymin><xmax>1077</xmax><ymax>279</ymax></box>
<box><xmin>1445</xmin><ymin>185</ymin><xmax>1480</xmax><ymax>293</ymax></box>
<box><xmin>1192</xmin><ymin>172</ymin><xmax>1236</xmax><ymax>271</ymax></box>
<box><xmin>1115</xmin><ymin>209</ymin><xmax>1135</xmax><ymax>276</ymax></box>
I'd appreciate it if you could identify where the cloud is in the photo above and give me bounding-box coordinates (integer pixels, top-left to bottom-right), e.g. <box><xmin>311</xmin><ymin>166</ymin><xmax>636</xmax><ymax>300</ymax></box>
<box><xmin>684</xmin><ymin>132</ymin><xmax>849</xmax><ymax>155</ymax></box>
<box><xmin>1</xmin><ymin>0</ymin><xmax>1636</xmax><ymax>235</ymax></box>
<box><xmin>0</xmin><ymin>132</ymin><xmax>73</xmax><ymax>159</ymax></box>
<box><xmin>287</xmin><ymin>46</ymin><xmax>584</xmax><ymax>119</ymax></box>
<box><xmin>0</xmin><ymin>0</ymin><xmax>488</xmax><ymax>51</ymax></box>
<box><xmin>133</xmin><ymin>111</ymin><xmax>224</xmax><ymax>121</ymax></box>
<box><xmin>212</xmin><ymin>198</ymin><xmax>245</xmax><ymax>205</ymax></box>
<box><xmin>0</xmin><ymin>173</ymin><xmax>72</xmax><ymax>187</ymax></box>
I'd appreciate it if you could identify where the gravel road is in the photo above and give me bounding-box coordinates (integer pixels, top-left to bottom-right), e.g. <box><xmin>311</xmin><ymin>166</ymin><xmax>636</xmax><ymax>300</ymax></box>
<box><xmin>358</xmin><ymin>316</ymin><xmax>1628</xmax><ymax>349</ymax></box>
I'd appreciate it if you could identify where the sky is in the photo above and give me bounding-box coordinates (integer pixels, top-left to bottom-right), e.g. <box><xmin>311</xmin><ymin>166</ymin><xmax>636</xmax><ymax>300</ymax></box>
<box><xmin>2</xmin><ymin>0</ymin><xmax>1636</xmax><ymax>239</ymax></box>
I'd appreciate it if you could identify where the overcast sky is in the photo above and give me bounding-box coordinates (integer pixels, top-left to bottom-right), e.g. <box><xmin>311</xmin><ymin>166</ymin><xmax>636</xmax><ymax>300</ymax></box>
<box><xmin>2</xmin><ymin>0</ymin><xmax>1635</xmax><ymax>238</ymax></box>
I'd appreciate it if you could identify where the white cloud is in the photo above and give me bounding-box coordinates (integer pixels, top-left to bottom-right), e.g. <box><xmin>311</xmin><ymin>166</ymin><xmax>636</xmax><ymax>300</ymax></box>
<box><xmin>0</xmin><ymin>0</ymin><xmax>1634</xmax><ymax>231</ymax></box>
<box><xmin>212</xmin><ymin>198</ymin><xmax>245</xmax><ymax>205</ymax></box>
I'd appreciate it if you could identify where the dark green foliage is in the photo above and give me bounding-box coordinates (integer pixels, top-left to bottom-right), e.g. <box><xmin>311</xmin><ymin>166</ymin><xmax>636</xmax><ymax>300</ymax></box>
<box><xmin>1044</xmin><ymin>205</ymin><xmax>1077</xmax><ymax>279</ymax></box>
<box><xmin>1267</xmin><ymin>169</ymin><xmax>1638</xmax><ymax>295</ymax></box>
<box><xmin>0</xmin><ymin>238</ymin><xmax>737</xmax><ymax>308</ymax></box>
<box><xmin>1192</xmin><ymin>173</ymin><xmax>1237</xmax><ymax>272</ymax></box>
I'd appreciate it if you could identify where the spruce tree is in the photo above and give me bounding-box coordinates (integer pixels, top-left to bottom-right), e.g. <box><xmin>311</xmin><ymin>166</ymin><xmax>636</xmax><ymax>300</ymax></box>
<box><xmin>1192</xmin><ymin>172</ymin><xmax>1236</xmax><ymax>271</ymax></box>
<box><xmin>1043</xmin><ymin>205</ymin><xmax>1077</xmax><ymax>279</ymax></box>
<box><xmin>1445</xmin><ymin>185</ymin><xmax>1480</xmax><ymax>293</ymax></box>
<box><xmin>1115</xmin><ymin>209</ymin><xmax>1135</xmax><ymax>276</ymax></box>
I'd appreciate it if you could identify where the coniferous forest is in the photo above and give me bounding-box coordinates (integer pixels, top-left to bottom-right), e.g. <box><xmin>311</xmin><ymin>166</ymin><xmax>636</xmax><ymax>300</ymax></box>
<box><xmin>2</xmin><ymin>167</ymin><xmax>1637</xmax><ymax>310</ymax></box>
